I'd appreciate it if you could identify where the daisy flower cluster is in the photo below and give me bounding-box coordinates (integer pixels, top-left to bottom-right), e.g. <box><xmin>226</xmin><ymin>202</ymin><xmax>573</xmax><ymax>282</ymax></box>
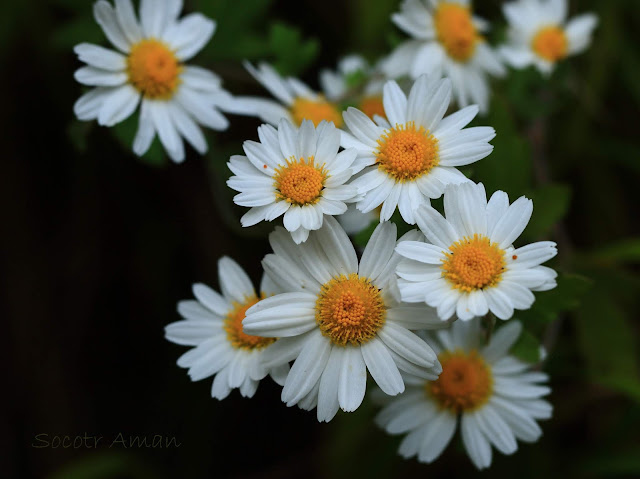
<box><xmin>71</xmin><ymin>0</ymin><xmax>598</xmax><ymax>472</ymax></box>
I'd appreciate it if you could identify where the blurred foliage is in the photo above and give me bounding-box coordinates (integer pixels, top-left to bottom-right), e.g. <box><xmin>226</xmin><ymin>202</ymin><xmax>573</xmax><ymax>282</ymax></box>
<box><xmin>4</xmin><ymin>0</ymin><xmax>640</xmax><ymax>478</ymax></box>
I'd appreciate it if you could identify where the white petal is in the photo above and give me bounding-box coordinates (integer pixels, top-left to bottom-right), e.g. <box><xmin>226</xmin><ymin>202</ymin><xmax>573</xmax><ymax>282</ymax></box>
<box><xmin>147</xmin><ymin>101</ymin><xmax>185</xmax><ymax>162</ymax></box>
<box><xmin>282</xmin><ymin>331</ymin><xmax>332</xmax><ymax>405</ymax></box>
<box><xmin>361</xmin><ymin>337</ymin><xmax>405</xmax><ymax>395</ymax></box>
<box><xmin>243</xmin><ymin>292</ymin><xmax>317</xmax><ymax>337</ymax></box>
<box><xmin>166</xmin><ymin>14</ymin><xmax>215</xmax><ymax>61</ymax></box>
<box><xmin>114</xmin><ymin>0</ymin><xmax>142</xmax><ymax>44</ymax></box>
<box><xmin>359</xmin><ymin>222</ymin><xmax>397</xmax><ymax>280</ymax></box>
<box><xmin>74</xmin><ymin>66</ymin><xmax>127</xmax><ymax>86</ymax></box>
<box><xmin>378</xmin><ymin>322</ymin><xmax>437</xmax><ymax>367</ymax></box>
<box><xmin>417</xmin><ymin>410</ymin><xmax>457</xmax><ymax>463</ymax></box>
<box><xmin>491</xmin><ymin>196</ymin><xmax>533</xmax><ymax>248</ymax></box>
<box><xmin>338</xmin><ymin>347</ymin><xmax>367</xmax><ymax>412</ymax></box>
<box><xmin>192</xmin><ymin>283</ymin><xmax>230</xmax><ymax>316</ymax></box>
<box><xmin>218</xmin><ymin>256</ymin><xmax>255</xmax><ymax>303</ymax></box>
<box><xmin>317</xmin><ymin>346</ymin><xmax>343</xmax><ymax>422</ymax></box>
<box><xmin>74</xmin><ymin>43</ymin><xmax>126</xmax><ymax>70</ymax></box>
<box><xmin>461</xmin><ymin>413</ymin><xmax>493</xmax><ymax>470</ymax></box>
<box><xmin>97</xmin><ymin>84</ymin><xmax>139</xmax><ymax>127</ymax></box>
<box><xmin>414</xmin><ymin>204</ymin><xmax>459</xmax><ymax>248</ymax></box>
<box><xmin>382</xmin><ymin>80</ymin><xmax>407</xmax><ymax>127</ymax></box>
<box><xmin>93</xmin><ymin>0</ymin><xmax>130</xmax><ymax>53</ymax></box>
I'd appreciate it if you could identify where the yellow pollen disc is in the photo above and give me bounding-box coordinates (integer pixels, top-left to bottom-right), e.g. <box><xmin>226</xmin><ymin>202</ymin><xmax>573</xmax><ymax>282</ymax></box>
<box><xmin>441</xmin><ymin>234</ymin><xmax>506</xmax><ymax>292</ymax></box>
<box><xmin>127</xmin><ymin>39</ymin><xmax>181</xmax><ymax>99</ymax></box>
<box><xmin>359</xmin><ymin>95</ymin><xmax>386</xmax><ymax>120</ymax></box>
<box><xmin>315</xmin><ymin>273</ymin><xmax>386</xmax><ymax>346</ymax></box>
<box><xmin>427</xmin><ymin>350</ymin><xmax>493</xmax><ymax>412</ymax></box>
<box><xmin>532</xmin><ymin>26</ymin><xmax>568</xmax><ymax>62</ymax></box>
<box><xmin>376</xmin><ymin>122</ymin><xmax>439</xmax><ymax>182</ymax></box>
<box><xmin>273</xmin><ymin>156</ymin><xmax>327</xmax><ymax>206</ymax></box>
<box><xmin>290</xmin><ymin>97</ymin><xmax>343</xmax><ymax>127</ymax></box>
<box><xmin>224</xmin><ymin>295</ymin><xmax>276</xmax><ymax>350</ymax></box>
<box><xmin>434</xmin><ymin>3</ymin><xmax>479</xmax><ymax>62</ymax></box>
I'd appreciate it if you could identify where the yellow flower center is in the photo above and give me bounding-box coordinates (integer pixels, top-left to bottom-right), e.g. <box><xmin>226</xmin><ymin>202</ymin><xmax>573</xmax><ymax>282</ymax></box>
<box><xmin>441</xmin><ymin>234</ymin><xmax>506</xmax><ymax>292</ymax></box>
<box><xmin>273</xmin><ymin>156</ymin><xmax>327</xmax><ymax>206</ymax></box>
<box><xmin>359</xmin><ymin>95</ymin><xmax>386</xmax><ymax>120</ymax></box>
<box><xmin>127</xmin><ymin>39</ymin><xmax>181</xmax><ymax>99</ymax></box>
<box><xmin>224</xmin><ymin>295</ymin><xmax>277</xmax><ymax>350</ymax></box>
<box><xmin>290</xmin><ymin>97</ymin><xmax>343</xmax><ymax>127</ymax></box>
<box><xmin>376</xmin><ymin>122</ymin><xmax>439</xmax><ymax>182</ymax></box>
<box><xmin>315</xmin><ymin>273</ymin><xmax>386</xmax><ymax>346</ymax></box>
<box><xmin>532</xmin><ymin>26</ymin><xmax>568</xmax><ymax>62</ymax></box>
<box><xmin>434</xmin><ymin>3</ymin><xmax>479</xmax><ymax>62</ymax></box>
<box><xmin>427</xmin><ymin>350</ymin><xmax>493</xmax><ymax>412</ymax></box>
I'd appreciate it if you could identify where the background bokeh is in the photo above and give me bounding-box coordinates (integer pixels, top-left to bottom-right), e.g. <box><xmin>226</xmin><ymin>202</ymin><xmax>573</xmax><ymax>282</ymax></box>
<box><xmin>3</xmin><ymin>0</ymin><xmax>639</xmax><ymax>477</ymax></box>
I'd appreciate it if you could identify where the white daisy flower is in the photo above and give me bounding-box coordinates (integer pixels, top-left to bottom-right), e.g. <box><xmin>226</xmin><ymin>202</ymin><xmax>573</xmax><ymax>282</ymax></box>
<box><xmin>319</xmin><ymin>55</ymin><xmax>386</xmax><ymax>120</ymax></box>
<box><xmin>396</xmin><ymin>181</ymin><xmax>558</xmax><ymax>321</ymax></box>
<box><xmin>376</xmin><ymin>319</ymin><xmax>552</xmax><ymax>470</ymax></box>
<box><xmin>233</xmin><ymin>62</ymin><xmax>344</xmax><ymax>128</ymax></box>
<box><xmin>73</xmin><ymin>0</ymin><xmax>234</xmax><ymax>163</ymax></box>
<box><xmin>165</xmin><ymin>257</ymin><xmax>289</xmax><ymax>400</ymax></box>
<box><xmin>500</xmin><ymin>0</ymin><xmax>598</xmax><ymax>75</ymax></box>
<box><xmin>342</xmin><ymin>74</ymin><xmax>495</xmax><ymax>225</ymax></box>
<box><xmin>242</xmin><ymin>217</ymin><xmax>445</xmax><ymax>422</ymax></box>
<box><xmin>381</xmin><ymin>0</ymin><xmax>505</xmax><ymax>113</ymax></box>
<box><xmin>227</xmin><ymin>119</ymin><xmax>360</xmax><ymax>244</ymax></box>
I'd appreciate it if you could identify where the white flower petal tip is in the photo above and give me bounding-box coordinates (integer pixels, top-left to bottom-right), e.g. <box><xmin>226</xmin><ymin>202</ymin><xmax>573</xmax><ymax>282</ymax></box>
<box><xmin>74</xmin><ymin>0</ymin><xmax>232</xmax><ymax>162</ymax></box>
<box><xmin>228</xmin><ymin>120</ymin><xmax>359</xmax><ymax>242</ymax></box>
<box><xmin>165</xmin><ymin>259</ymin><xmax>287</xmax><ymax>400</ymax></box>
<box><xmin>500</xmin><ymin>0</ymin><xmax>598</xmax><ymax>74</ymax></box>
<box><xmin>243</xmin><ymin>217</ymin><xmax>441</xmax><ymax>420</ymax></box>
<box><xmin>375</xmin><ymin>318</ymin><xmax>552</xmax><ymax>468</ymax></box>
<box><xmin>397</xmin><ymin>181</ymin><xmax>558</xmax><ymax>321</ymax></box>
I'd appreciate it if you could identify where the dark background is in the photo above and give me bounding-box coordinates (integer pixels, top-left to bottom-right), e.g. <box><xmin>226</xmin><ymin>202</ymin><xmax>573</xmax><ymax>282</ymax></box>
<box><xmin>3</xmin><ymin>0</ymin><xmax>639</xmax><ymax>477</ymax></box>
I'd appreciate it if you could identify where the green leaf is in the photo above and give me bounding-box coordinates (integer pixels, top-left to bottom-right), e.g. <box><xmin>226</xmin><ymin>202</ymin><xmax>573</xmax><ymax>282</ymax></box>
<box><xmin>510</xmin><ymin>329</ymin><xmax>541</xmax><ymax>363</ymax></box>
<box><xmin>589</xmin><ymin>237</ymin><xmax>640</xmax><ymax>265</ymax></box>
<box><xmin>473</xmin><ymin>94</ymin><xmax>533</xmax><ymax>197</ymax></box>
<box><xmin>580</xmin><ymin>448</ymin><xmax>640</xmax><ymax>478</ymax></box>
<box><xmin>522</xmin><ymin>183</ymin><xmax>571</xmax><ymax>240</ymax></box>
<box><xmin>268</xmin><ymin>22</ymin><xmax>319</xmax><ymax>76</ymax></box>
<box><xmin>52</xmin><ymin>16</ymin><xmax>104</xmax><ymax>50</ymax></box>
<box><xmin>517</xmin><ymin>273</ymin><xmax>592</xmax><ymax>324</ymax></box>
<box><xmin>192</xmin><ymin>0</ymin><xmax>273</xmax><ymax>60</ymax></box>
<box><xmin>574</xmin><ymin>274</ymin><xmax>640</xmax><ymax>403</ymax></box>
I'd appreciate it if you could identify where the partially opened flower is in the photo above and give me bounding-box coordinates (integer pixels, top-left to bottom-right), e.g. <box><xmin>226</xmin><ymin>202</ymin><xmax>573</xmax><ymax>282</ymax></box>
<box><xmin>227</xmin><ymin>119</ymin><xmax>360</xmax><ymax>244</ymax></box>
<box><xmin>500</xmin><ymin>0</ymin><xmax>598</xmax><ymax>75</ymax></box>
<box><xmin>376</xmin><ymin>319</ymin><xmax>552</xmax><ymax>470</ymax></box>
<box><xmin>243</xmin><ymin>217</ymin><xmax>445</xmax><ymax>422</ymax></box>
<box><xmin>382</xmin><ymin>0</ymin><xmax>505</xmax><ymax>112</ymax></box>
<box><xmin>73</xmin><ymin>0</ymin><xmax>234</xmax><ymax>162</ymax></box>
<box><xmin>234</xmin><ymin>62</ymin><xmax>344</xmax><ymax>127</ymax></box>
<box><xmin>165</xmin><ymin>257</ymin><xmax>289</xmax><ymax>400</ymax></box>
<box><xmin>342</xmin><ymin>75</ymin><xmax>495</xmax><ymax>225</ymax></box>
<box><xmin>396</xmin><ymin>182</ymin><xmax>557</xmax><ymax>321</ymax></box>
